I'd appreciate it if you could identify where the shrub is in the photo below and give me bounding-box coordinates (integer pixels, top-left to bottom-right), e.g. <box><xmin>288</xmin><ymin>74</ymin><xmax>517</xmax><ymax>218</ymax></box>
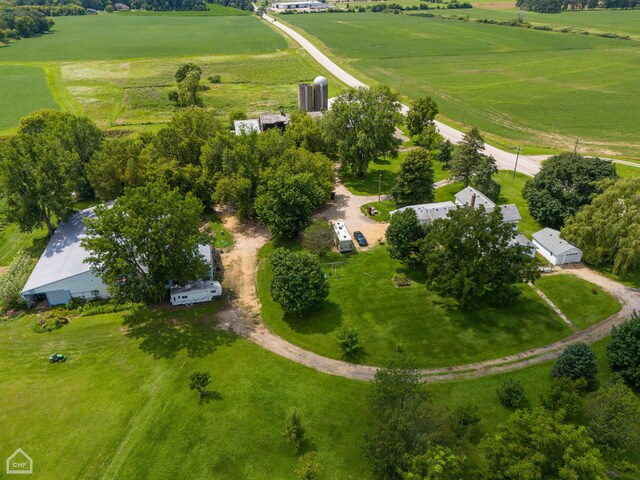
<box><xmin>32</xmin><ymin>313</ymin><xmax>69</xmax><ymax>333</ymax></box>
<box><xmin>0</xmin><ymin>251</ymin><xmax>34</xmax><ymax>312</ymax></box>
<box><xmin>296</xmin><ymin>452</ymin><xmax>320</xmax><ymax>480</ymax></box>
<box><xmin>551</xmin><ymin>343</ymin><xmax>598</xmax><ymax>389</ymax></box>
<box><xmin>208</xmin><ymin>74</ymin><xmax>221</xmax><ymax>84</ymax></box>
<box><xmin>607</xmin><ymin>312</ymin><xmax>640</xmax><ymax>389</ymax></box>
<box><xmin>301</xmin><ymin>219</ymin><xmax>334</xmax><ymax>256</ymax></box>
<box><xmin>496</xmin><ymin>378</ymin><xmax>526</xmax><ymax>408</ymax></box>
<box><xmin>540</xmin><ymin>377</ymin><xmax>587</xmax><ymax>420</ymax></box>
<box><xmin>336</xmin><ymin>324</ymin><xmax>362</xmax><ymax>357</ymax></box>
<box><xmin>283</xmin><ymin>409</ymin><xmax>305</xmax><ymax>451</ymax></box>
<box><xmin>189</xmin><ymin>371</ymin><xmax>212</xmax><ymax>398</ymax></box>
<box><xmin>79</xmin><ymin>300</ymin><xmax>142</xmax><ymax>317</ymax></box>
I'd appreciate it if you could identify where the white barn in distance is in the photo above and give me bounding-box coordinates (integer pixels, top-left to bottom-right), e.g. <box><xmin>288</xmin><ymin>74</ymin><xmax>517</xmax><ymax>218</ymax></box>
<box><xmin>532</xmin><ymin>228</ymin><xmax>583</xmax><ymax>265</ymax></box>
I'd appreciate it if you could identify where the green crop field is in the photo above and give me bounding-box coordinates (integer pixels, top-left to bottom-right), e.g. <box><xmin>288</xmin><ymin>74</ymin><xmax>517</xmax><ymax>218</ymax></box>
<box><xmin>0</xmin><ymin>15</ymin><xmax>285</xmax><ymax>62</ymax></box>
<box><xmin>283</xmin><ymin>13</ymin><xmax>640</xmax><ymax>158</ymax></box>
<box><xmin>0</xmin><ymin>65</ymin><xmax>59</xmax><ymax>130</ymax></box>
<box><xmin>0</xmin><ymin>14</ymin><xmax>343</xmax><ymax>131</ymax></box>
<box><xmin>259</xmin><ymin>243</ymin><xmax>571</xmax><ymax>368</ymax></box>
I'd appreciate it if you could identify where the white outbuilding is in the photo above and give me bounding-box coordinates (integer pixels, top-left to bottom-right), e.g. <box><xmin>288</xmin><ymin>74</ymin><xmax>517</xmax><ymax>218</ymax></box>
<box><xmin>532</xmin><ymin>228</ymin><xmax>583</xmax><ymax>265</ymax></box>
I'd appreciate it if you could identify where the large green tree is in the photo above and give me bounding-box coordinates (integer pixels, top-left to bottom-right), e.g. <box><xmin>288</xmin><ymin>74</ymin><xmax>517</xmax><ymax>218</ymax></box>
<box><xmin>391</xmin><ymin>148</ymin><xmax>435</xmax><ymax>207</ymax></box>
<box><xmin>82</xmin><ymin>182</ymin><xmax>210</xmax><ymax>303</ymax></box>
<box><xmin>480</xmin><ymin>408</ymin><xmax>608</xmax><ymax>479</ymax></box>
<box><xmin>417</xmin><ymin>206</ymin><xmax>538</xmax><ymax>309</ymax></box>
<box><xmin>0</xmin><ymin>131</ymin><xmax>81</xmax><ymax>237</ymax></box>
<box><xmin>523</xmin><ymin>152</ymin><xmax>617</xmax><ymax>230</ymax></box>
<box><xmin>406</xmin><ymin>96</ymin><xmax>439</xmax><ymax>140</ymax></box>
<box><xmin>448</xmin><ymin>128</ymin><xmax>500</xmax><ymax>201</ymax></box>
<box><xmin>562</xmin><ymin>177</ymin><xmax>640</xmax><ymax>275</ymax></box>
<box><xmin>270</xmin><ymin>248</ymin><xmax>329</xmax><ymax>315</ymax></box>
<box><xmin>323</xmin><ymin>84</ymin><xmax>401</xmax><ymax>176</ymax></box>
<box><xmin>87</xmin><ymin>136</ymin><xmax>149</xmax><ymax>201</ymax></box>
<box><xmin>606</xmin><ymin>311</ymin><xmax>640</xmax><ymax>389</ymax></box>
<box><xmin>386</xmin><ymin>208</ymin><xmax>425</xmax><ymax>262</ymax></box>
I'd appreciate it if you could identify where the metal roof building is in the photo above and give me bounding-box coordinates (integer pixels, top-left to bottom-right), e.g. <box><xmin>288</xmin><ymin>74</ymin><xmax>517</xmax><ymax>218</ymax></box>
<box><xmin>390</xmin><ymin>202</ymin><xmax>456</xmax><ymax>224</ymax></box>
<box><xmin>21</xmin><ymin>206</ymin><xmax>216</xmax><ymax>306</ymax></box>
<box><xmin>454</xmin><ymin>186</ymin><xmax>495</xmax><ymax>210</ymax></box>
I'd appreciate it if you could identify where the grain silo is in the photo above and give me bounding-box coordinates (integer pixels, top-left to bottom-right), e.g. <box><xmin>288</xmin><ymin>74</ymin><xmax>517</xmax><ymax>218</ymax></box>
<box><xmin>297</xmin><ymin>83</ymin><xmax>314</xmax><ymax>112</ymax></box>
<box><xmin>313</xmin><ymin>76</ymin><xmax>329</xmax><ymax>111</ymax></box>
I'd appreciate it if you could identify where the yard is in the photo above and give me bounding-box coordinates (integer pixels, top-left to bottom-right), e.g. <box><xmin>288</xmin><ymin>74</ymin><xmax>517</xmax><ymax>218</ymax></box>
<box><xmin>258</xmin><ymin>243</ymin><xmax>572</xmax><ymax>368</ymax></box>
<box><xmin>535</xmin><ymin>274</ymin><xmax>621</xmax><ymax>330</ymax></box>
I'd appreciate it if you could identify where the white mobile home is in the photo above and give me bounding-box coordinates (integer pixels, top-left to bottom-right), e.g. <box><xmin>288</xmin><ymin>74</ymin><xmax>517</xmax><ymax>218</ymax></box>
<box><xmin>332</xmin><ymin>221</ymin><xmax>354</xmax><ymax>253</ymax></box>
<box><xmin>532</xmin><ymin>228</ymin><xmax>583</xmax><ymax>265</ymax></box>
<box><xmin>170</xmin><ymin>280</ymin><xmax>222</xmax><ymax>306</ymax></box>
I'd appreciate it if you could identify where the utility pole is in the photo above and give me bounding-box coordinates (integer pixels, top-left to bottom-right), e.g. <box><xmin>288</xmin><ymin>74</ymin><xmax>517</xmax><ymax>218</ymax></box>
<box><xmin>513</xmin><ymin>146</ymin><xmax>521</xmax><ymax>178</ymax></box>
<box><xmin>378</xmin><ymin>174</ymin><xmax>382</xmax><ymax>203</ymax></box>
<box><xmin>574</xmin><ymin>137</ymin><xmax>580</xmax><ymax>153</ymax></box>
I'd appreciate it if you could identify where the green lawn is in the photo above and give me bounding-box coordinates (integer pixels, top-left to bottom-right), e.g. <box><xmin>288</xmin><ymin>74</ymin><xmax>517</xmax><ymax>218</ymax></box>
<box><xmin>616</xmin><ymin>162</ymin><xmax>640</xmax><ymax>178</ymax></box>
<box><xmin>283</xmin><ymin>13</ymin><xmax>640</xmax><ymax>158</ymax></box>
<box><xmin>0</xmin><ymin>224</ymin><xmax>48</xmax><ymax>267</ymax></box>
<box><xmin>259</xmin><ymin>243</ymin><xmax>572</xmax><ymax>368</ymax></box>
<box><xmin>0</xmin><ymin>65</ymin><xmax>59</xmax><ymax>130</ymax></box>
<box><xmin>535</xmin><ymin>274</ymin><xmax>621</xmax><ymax>330</ymax></box>
<box><xmin>0</xmin><ymin>306</ymin><xmax>371</xmax><ymax>479</ymax></box>
<box><xmin>341</xmin><ymin>151</ymin><xmax>449</xmax><ymax>196</ymax></box>
<box><xmin>0</xmin><ymin>15</ymin><xmax>285</xmax><ymax>62</ymax></box>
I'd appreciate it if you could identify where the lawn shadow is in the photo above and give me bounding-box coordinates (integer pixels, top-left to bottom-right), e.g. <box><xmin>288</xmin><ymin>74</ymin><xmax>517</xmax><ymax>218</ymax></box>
<box><xmin>122</xmin><ymin>307</ymin><xmax>237</xmax><ymax>359</ymax></box>
<box><xmin>342</xmin><ymin>347</ymin><xmax>368</xmax><ymax>365</ymax></box>
<box><xmin>297</xmin><ymin>437</ymin><xmax>317</xmax><ymax>457</ymax></box>
<box><xmin>199</xmin><ymin>390</ymin><xmax>223</xmax><ymax>405</ymax></box>
<box><xmin>283</xmin><ymin>301</ymin><xmax>343</xmax><ymax>335</ymax></box>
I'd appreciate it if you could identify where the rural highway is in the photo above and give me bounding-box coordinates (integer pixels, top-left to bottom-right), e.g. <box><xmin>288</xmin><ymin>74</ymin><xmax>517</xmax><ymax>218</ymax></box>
<box><xmin>260</xmin><ymin>11</ymin><xmax>544</xmax><ymax>176</ymax></box>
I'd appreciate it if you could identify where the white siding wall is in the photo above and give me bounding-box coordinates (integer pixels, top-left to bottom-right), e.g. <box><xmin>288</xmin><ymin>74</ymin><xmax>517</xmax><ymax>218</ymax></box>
<box><xmin>532</xmin><ymin>240</ymin><xmax>582</xmax><ymax>265</ymax></box>
<box><xmin>29</xmin><ymin>271</ymin><xmax>111</xmax><ymax>301</ymax></box>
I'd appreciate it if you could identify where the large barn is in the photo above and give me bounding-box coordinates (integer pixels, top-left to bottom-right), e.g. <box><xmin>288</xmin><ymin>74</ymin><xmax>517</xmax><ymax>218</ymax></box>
<box><xmin>21</xmin><ymin>207</ymin><xmax>215</xmax><ymax>306</ymax></box>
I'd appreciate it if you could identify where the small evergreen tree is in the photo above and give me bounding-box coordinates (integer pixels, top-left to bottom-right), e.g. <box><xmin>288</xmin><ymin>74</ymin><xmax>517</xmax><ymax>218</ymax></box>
<box><xmin>283</xmin><ymin>409</ymin><xmax>305</xmax><ymax>451</ymax></box>
<box><xmin>606</xmin><ymin>312</ymin><xmax>640</xmax><ymax>389</ymax></box>
<box><xmin>551</xmin><ymin>343</ymin><xmax>599</xmax><ymax>389</ymax></box>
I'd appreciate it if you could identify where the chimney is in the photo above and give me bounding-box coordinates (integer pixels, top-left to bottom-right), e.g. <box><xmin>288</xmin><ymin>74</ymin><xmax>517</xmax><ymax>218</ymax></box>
<box><xmin>470</xmin><ymin>193</ymin><xmax>476</xmax><ymax>208</ymax></box>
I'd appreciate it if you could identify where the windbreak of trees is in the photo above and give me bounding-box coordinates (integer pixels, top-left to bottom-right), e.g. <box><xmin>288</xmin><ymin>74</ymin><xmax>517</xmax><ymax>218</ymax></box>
<box><xmin>11</xmin><ymin>0</ymin><xmax>207</xmax><ymax>12</ymax></box>
<box><xmin>517</xmin><ymin>0</ymin><xmax>638</xmax><ymax>13</ymax></box>
<box><xmin>206</xmin><ymin>0</ymin><xmax>253</xmax><ymax>10</ymax></box>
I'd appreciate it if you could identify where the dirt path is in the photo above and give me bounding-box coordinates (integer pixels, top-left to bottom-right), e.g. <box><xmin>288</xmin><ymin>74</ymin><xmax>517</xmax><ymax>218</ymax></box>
<box><xmin>217</xmin><ymin>197</ymin><xmax>640</xmax><ymax>383</ymax></box>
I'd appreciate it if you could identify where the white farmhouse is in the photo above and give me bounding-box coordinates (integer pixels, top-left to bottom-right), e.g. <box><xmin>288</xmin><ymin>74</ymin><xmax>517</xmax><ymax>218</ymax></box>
<box><xmin>532</xmin><ymin>228</ymin><xmax>583</xmax><ymax>265</ymax></box>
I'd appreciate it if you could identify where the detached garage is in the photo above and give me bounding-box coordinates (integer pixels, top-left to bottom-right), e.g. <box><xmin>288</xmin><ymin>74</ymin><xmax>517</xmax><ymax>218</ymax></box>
<box><xmin>532</xmin><ymin>228</ymin><xmax>583</xmax><ymax>266</ymax></box>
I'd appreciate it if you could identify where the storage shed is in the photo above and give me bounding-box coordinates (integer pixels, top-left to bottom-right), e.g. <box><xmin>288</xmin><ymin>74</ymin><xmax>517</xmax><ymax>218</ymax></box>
<box><xmin>532</xmin><ymin>228</ymin><xmax>583</xmax><ymax>265</ymax></box>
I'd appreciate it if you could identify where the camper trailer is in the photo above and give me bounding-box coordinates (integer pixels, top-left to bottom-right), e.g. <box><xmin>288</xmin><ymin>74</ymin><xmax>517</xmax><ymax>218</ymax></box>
<box><xmin>170</xmin><ymin>280</ymin><xmax>222</xmax><ymax>306</ymax></box>
<box><xmin>332</xmin><ymin>221</ymin><xmax>354</xmax><ymax>253</ymax></box>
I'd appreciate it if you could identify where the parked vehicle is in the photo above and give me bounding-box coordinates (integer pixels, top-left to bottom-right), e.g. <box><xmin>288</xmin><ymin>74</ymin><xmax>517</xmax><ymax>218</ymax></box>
<box><xmin>49</xmin><ymin>354</ymin><xmax>66</xmax><ymax>363</ymax></box>
<box><xmin>170</xmin><ymin>280</ymin><xmax>222</xmax><ymax>306</ymax></box>
<box><xmin>353</xmin><ymin>231</ymin><xmax>368</xmax><ymax>247</ymax></box>
<box><xmin>332</xmin><ymin>221</ymin><xmax>354</xmax><ymax>253</ymax></box>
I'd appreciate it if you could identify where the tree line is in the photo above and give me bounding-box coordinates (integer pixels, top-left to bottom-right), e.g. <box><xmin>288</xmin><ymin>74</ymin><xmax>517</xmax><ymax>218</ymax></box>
<box><xmin>517</xmin><ymin>0</ymin><xmax>638</xmax><ymax>13</ymax></box>
<box><xmin>9</xmin><ymin>0</ymin><xmax>207</xmax><ymax>12</ymax></box>
<box><xmin>364</xmin><ymin>316</ymin><xmax>640</xmax><ymax>479</ymax></box>
<box><xmin>0</xmin><ymin>8</ymin><xmax>53</xmax><ymax>42</ymax></box>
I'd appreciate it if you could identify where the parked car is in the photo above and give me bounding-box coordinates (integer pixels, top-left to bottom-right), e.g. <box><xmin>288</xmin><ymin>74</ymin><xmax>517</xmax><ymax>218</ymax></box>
<box><xmin>49</xmin><ymin>354</ymin><xmax>66</xmax><ymax>363</ymax></box>
<box><xmin>353</xmin><ymin>231</ymin><xmax>368</xmax><ymax>247</ymax></box>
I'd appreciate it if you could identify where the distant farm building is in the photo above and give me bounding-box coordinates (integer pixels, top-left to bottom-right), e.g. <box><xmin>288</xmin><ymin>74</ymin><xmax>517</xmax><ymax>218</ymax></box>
<box><xmin>21</xmin><ymin>206</ymin><xmax>217</xmax><ymax>306</ymax></box>
<box><xmin>234</xmin><ymin>119</ymin><xmax>261</xmax><ymax>136</ymax></box>
<box><xmin>532</xmin><ymin>228</ymin><xmax>583</xmax><ymax>265</ymax></box>
<box><xmin>271</xmin><ymin>1</ymin><xmax>330</xmax><ymax>11</ymax></box>
<box><xmin>114</xmin><ymin>3</ymin><xmax>130</xmax><ymax>10</ymax></box>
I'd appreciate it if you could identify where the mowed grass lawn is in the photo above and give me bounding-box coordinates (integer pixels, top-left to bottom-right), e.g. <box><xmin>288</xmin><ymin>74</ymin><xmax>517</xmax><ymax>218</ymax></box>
<box><xmin>0</xmin><ymin>15</ymin><xmax>285</xmax><ymax>62</ymax></box>
<box><xmin>535</xmin><ymin>274</ymin><xmax>621</xmax><ymax>329</ymax></box>
<box><xmin>0</xmin><ymin>65</ymin><xmax>59</xmax><ymax>130</ymax></box>
<box><xmin>284</xmin><ymin>13</ymin><xmax>640</xmax><ymax>157</ymax></box>
<box><xmin>0</xmin><ymin>306</ymin><xmax>371</xmax><ymax>479</ymax></box>
<box><xmin>259</xmin><ymin>243</ymin><xmax>572</xmax><ymax>368</ymax></box>
<box><xmin>341</xmin><ymin>151</ymin><xmax>449</xmax><ymax>196</ymax></box>
<box><xmin>0</xmin><ymin>224</ymin><xmax>48</xmax><ymax>266</ymax></box>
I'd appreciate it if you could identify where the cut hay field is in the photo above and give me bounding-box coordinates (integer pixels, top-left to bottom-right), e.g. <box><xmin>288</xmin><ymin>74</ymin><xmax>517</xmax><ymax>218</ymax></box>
<box><xmin>0</xmin><ymin>14</ymin><xmax>339</xmax><ymax>131</ymax></box>
<box><xmin>283</xmin><ymin>13</ymin><xmax>640</xmax><ymax>158</ymax></box>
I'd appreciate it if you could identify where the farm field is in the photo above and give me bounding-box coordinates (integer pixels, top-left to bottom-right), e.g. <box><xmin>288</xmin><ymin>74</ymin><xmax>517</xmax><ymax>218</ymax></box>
<box><xmin>0</xmin><ymin>14</ymin><xmax>341</xmax><ymax>131</ymax></box>
<box><xmin>258</xmin><ymin>243</ymin><xmax>572</xmax><ymax>368</ymax></box>
<box><xmin>283</xmin><ymin>13</ymin><xmax>640</xmax><ymax>158</ymax></box>
<box><xmin>0</xmin><ymin>65</ymin><xmax>58</xmax><ymax>131</ymax></box>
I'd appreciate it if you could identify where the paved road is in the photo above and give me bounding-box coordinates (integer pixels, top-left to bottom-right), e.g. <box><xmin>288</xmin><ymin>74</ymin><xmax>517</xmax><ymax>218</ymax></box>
<box><xmin>260</xmin><ymin>12</ymin><xmax>544</xmax><ymax>176</ymax></box>
<box><xmin>260</xmin><ymin>12</ymin><xmax>639</xmax><ymax>175</ymax></box>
